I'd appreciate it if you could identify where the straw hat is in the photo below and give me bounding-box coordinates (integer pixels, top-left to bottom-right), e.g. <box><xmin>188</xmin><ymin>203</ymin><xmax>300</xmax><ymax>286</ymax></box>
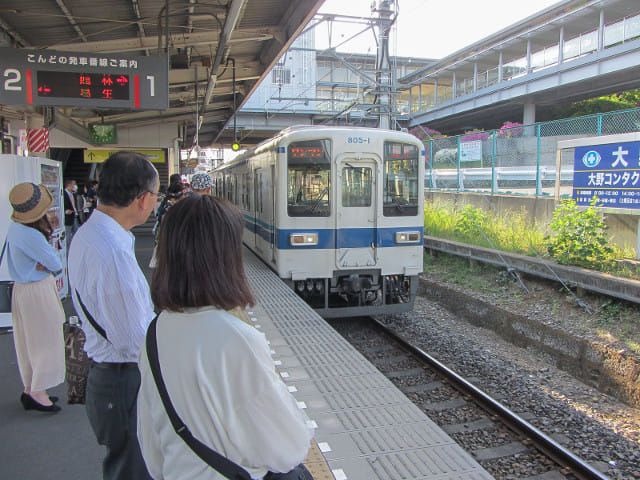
<box><xmin>9</xmin><ymin>182</ymin><xmax>54</xmax><ymax>224</ymax></box>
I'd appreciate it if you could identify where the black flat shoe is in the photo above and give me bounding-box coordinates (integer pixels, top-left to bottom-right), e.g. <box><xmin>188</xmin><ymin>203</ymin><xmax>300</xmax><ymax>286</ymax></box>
<box><xmin>20</xmin><ymin>393</ymin><xmax>61</xmax><ymax>412</ymax></box>
<box><xmin>21</xmin><ymin>393</ymin><xmax>59</xmax><ymax>405</ymax></box>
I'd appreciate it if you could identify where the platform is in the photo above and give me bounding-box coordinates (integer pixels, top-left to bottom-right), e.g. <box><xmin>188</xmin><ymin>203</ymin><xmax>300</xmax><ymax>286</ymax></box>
<box><xmin>0</xmin><ymin>231</ymin><xmax>493</xmax><ymax>479</ymax></box>
<box><xmin>242</xmin><ymin>248</ymin><xmax>493</xmax><ymax>480</ymax></box>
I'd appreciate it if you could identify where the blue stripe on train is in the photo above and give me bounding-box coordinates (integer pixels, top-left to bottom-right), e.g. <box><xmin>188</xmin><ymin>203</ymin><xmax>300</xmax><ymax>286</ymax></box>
<box><xmin>242</xmin><ymin>214</ymin><xmax>422</xmax><ymax>249</ymax></box>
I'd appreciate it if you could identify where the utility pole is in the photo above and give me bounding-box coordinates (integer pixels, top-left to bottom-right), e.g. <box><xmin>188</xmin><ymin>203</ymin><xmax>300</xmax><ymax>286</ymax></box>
<box><xmin>373</xmin><ymin>0</ymin><xmax>394</xmax><ymax>130</ymax></box>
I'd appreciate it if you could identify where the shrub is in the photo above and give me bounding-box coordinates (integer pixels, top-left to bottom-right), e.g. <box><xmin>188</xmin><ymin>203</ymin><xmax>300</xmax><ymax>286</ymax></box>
<box><xmin>460</xmin><ymin>129</ymin><xmax>490</xmax><ymax>142</ymax></box>
<box><xmin>545</xmin><ymin>197</ymin><xmax>614</xmax><ymax>269</ymax></box>
<box><xmin>410</xmin><ymin>126</ymin><xmax>445</xmax><ymax>142</ymax></box>
<box><xmin>497</xmin><ymin>122</ymin><xmax>524</xmax><ymax>138</ymax></box>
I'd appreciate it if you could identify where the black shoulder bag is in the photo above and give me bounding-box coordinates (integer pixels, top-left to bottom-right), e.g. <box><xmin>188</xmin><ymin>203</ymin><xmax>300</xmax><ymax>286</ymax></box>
<box><xmin>145</xmin><ymin>316</ymin><xmax>252</xmax><ymax>480</ymax></box>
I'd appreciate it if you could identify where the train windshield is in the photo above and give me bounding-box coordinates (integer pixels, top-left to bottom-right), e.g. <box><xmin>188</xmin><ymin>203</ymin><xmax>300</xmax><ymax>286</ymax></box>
<box><xmin>287</xmin><ymin>140</ymin><xmax>331</xmax><ymax>217</ymax></box>
<box><xmin>383</xmin><ymin>142</ymin><xmax>420</xmax><ymax>216</ymax></box>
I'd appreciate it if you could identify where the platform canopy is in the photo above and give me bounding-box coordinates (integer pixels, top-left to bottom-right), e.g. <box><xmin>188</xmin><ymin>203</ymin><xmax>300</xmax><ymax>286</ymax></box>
<box><xmin>0</xmin><ymin>0</ymin><xmax>324</xmax><ymax>147</ymax></box>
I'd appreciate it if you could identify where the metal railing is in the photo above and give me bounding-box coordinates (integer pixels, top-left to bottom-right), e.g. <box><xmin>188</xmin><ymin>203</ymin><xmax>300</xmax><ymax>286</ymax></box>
<box><xmin>417</xmin><ymin>107</ymin><xmax>640</xmax><ymax>196</ymax></box>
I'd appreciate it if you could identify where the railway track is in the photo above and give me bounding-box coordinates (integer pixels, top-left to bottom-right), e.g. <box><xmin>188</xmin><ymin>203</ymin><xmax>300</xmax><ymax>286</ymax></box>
<box><xmin>329</xmin><ymin>316</ymin><xmax>610</xmax><ymax>480</ymax></box>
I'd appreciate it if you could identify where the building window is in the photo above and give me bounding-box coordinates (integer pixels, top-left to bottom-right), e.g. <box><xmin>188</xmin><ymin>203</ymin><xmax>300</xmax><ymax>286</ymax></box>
<box><xmin>272</xmin><ymin>67</ymin><xmax>291</xmax><ymax>85</ymax></box>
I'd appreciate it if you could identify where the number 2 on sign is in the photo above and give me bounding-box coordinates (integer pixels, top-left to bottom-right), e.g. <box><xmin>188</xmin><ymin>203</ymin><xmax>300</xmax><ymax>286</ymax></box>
<box><xmin>3</xmin><ymin>68</ymin><xmax>22</xmax><ymax>91</ymax></box>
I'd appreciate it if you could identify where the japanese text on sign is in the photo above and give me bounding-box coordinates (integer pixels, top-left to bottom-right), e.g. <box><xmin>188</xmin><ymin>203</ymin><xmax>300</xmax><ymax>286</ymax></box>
<box><xmin>573</xmin><ymin>141</ymin><xmax>640</xmax><ymax>209</ymax></box>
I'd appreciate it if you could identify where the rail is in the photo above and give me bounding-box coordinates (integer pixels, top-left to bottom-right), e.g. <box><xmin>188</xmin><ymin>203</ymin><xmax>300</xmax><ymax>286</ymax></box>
<box><xmin>370</xmin><ymin>318</ymin><xmax>611</xmax><ymax>480</ymax></box>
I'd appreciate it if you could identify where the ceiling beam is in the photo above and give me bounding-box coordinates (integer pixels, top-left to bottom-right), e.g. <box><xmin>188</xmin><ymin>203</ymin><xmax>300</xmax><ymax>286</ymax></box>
<box><xmin>130</xmin><ymin>0</ymin><xmax>150</xmax><ymax>56</ymax></box>
<box><xmin>0</xmin><ymin>14</ymin><xmax>30</xmax><ymax>46</ymax></box>
<box><xmin>54</xmin><ymin>0</ymin><xmax>88</xmax><ymax>43</ymax></box>
<box><xmin>203</xmin><ymin>0</ymin><xmax>249</xmax><ymax>108</ymax></box>
<box><xmin>43</xmin><ymin>27</ymin><xmax>275</xmax><ymax>54</ymax></box>
<box><xmin>111</xmin><ymin>110</ymin><xmax>230</xmax><ymax>128</ymax></box>
<box><xmin>214</xmin><ymin>0</ymin><xmax>324</xmax><ymax>142</ymax></box>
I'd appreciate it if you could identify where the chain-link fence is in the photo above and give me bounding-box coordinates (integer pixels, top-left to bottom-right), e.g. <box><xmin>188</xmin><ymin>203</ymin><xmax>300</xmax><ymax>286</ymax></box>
<box><xmin>420</xmin><ymin>107</ymin><xmax>640</xmax><ymax>197</ymax></box>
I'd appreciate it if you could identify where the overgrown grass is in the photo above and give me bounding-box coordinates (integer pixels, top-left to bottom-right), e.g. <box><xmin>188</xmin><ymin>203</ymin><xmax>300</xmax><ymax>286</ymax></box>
<box><xmin>423</xmin><ymin>201</ymin><xmax>638</xmax><ymax>279</ymax></box>
<box><xmin>424</xmin><ymin>201</ymin><xmax>548</xmax><ymax>255</ymax></box>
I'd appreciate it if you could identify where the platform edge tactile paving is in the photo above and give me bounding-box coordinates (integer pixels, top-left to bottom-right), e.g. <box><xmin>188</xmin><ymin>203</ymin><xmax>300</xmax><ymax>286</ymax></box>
<box><xmin>243</xmin><ymin>248</ymin><xmax>494</xmax><ymax>480</ymax></box>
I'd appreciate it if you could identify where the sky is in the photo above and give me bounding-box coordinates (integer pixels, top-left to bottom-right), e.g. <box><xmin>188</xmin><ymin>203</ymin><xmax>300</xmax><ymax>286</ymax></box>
<box><xmin>316</xmin><ymin>0</ymin><xmax>562</xmax><ymax>59</ymax></box>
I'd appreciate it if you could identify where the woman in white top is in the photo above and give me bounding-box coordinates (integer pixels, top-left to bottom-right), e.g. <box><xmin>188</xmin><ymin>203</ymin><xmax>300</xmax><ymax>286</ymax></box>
<box><xmin>138</xmin><ymin>194</ymin><xmax>314</xmax><ymax>479</ymax></box>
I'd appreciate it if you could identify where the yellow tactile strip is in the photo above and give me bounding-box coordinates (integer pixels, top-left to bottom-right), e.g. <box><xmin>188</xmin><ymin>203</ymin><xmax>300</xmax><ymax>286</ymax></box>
<box><xmin>304</xmin><ymin>439</ymin><xmax>336</xmax><ymax>480</ymax></box>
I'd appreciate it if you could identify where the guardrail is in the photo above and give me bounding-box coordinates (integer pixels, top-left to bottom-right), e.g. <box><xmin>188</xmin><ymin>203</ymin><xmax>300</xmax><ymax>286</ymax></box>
<box><xmin>426</xmin><ymin>166</ymin><xmax>574</xmax><ymax>193</ymax></box>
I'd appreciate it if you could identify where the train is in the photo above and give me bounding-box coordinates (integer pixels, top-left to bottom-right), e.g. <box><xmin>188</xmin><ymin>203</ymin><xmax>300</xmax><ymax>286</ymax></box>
<box><xmin>210</xmin><ymin>126</ymin><xmax>424</xmax><ymax>318</ymax></box>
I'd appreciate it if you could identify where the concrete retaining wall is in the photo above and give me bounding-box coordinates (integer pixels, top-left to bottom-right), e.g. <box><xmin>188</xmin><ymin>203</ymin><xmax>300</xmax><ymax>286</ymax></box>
<box><xmin>419</xmin><ymin>278</ymin><xmax>640</xmax><ymax>409</ymax></box>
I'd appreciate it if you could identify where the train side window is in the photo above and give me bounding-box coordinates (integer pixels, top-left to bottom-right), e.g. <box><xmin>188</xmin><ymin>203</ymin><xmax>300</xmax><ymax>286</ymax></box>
<box><xmin>342</xmin><ymin>166</ymin><xmax>372</xmax><ymax>207</ymax></box>
<box><xmin>287</xmin><ymin>139</ymin><xmax>331</xmax><ymax>217</ymax></box>
<box><xmin>383</xmin><ymin>142</ymin><xmax>419</xmax><ymax>216</ymax></box>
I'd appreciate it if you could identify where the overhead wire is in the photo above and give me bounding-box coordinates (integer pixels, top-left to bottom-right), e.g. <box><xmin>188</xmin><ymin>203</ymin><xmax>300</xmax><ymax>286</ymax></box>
<box><xmin>235</xmin><ymin>4</ymin><xmax>398</xmax><ymax>144</ymax></box>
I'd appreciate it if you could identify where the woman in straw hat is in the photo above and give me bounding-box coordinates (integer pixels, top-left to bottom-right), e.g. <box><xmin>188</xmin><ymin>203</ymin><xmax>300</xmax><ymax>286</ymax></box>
<box><xmin>7</xmin><ymin>182</ymin><xmax>65</xmax><ymax>412</ymax></box>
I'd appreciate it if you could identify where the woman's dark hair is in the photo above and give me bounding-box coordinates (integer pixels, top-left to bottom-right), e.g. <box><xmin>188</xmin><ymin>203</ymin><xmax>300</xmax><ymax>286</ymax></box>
<box><xmin>151</xmin><ymin>195</ymin><xmax>255</xmax><ymax>312</ymax></box>
<box><xmin>166</xmin><ymin>182</ymin><xmax>185</xmax><ymax>199</ymax></box>
<box><xmin>97</xmin><ymin>151</ymin><xmax>158</xmax><ymax>207</ymax></box>
<box><xmin>169</xmin><ymin>173</ymin><xmax>182</xmax><ymax>185</ymax></box>
<box><xmin>25</xmin><ymin>215</ymin><xmax>53</xmax><ymax>241</ymax></box>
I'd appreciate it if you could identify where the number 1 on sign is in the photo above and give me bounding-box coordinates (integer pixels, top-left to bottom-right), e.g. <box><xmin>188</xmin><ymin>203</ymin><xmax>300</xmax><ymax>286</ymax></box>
<box><xmin>147</xmin><ymin>75</ymin><xmax>155</xmax><ymax>97</ymax></box>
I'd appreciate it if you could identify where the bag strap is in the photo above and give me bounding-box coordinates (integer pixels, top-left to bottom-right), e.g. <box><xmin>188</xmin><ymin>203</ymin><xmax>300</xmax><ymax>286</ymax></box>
<box><xmin>75</xmin><ymin>289</ymin><xmax>110</xmax><ymax>342</ymax></box>
<box><xmin>0</xmin><ymin>240</ymin><xmax>7</xmax><ymax>267</ymax></box>
<box><xmin>146</xmin><ymin>316</ymin><xmax>251</xmax><ymax>480</ymax></box>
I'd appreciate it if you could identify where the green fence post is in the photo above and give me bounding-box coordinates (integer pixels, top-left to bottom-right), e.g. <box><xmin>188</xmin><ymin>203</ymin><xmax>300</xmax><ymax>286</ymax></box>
<box><xmin>457</xmin><ymin>136</ymin><xmax>461</xmax><ymax>191</ymax></box>
<box><xmin>597</xmin><ymin>113</ymin><xmax>603</xmax><ymax>136</ymax></box>
<box><xmin>536</xmin><ymin>124</ymin><xmax>541</xmax><ymax>196</ymax></box>
<box><xmin>429</xmin><ymin>141</ymin><xmax>434</xmax><ymax>188</ymax></box>
<box><xmin>491</xmin><ymin>132</ymin><xmax>496</xmax><ymax>194</ymax></box>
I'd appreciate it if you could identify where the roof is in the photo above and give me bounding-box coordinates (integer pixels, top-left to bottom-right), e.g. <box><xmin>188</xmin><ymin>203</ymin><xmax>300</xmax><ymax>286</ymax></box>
<box><xmin>0</xmin><ymin>0</ymin><xmax>324</xmax><ymax>147</ymax></box>
<box><xmin>399</xmin><ymin>0</ymin><xmax>640</xmax><ymax>86</ymax></box>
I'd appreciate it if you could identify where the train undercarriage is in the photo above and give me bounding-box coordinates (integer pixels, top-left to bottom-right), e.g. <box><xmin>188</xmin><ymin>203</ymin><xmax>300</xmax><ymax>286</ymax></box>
<box><xmin>285</xmin><ymin>270</ymin><xmax>418</xmax><ymax>318</ymax></box>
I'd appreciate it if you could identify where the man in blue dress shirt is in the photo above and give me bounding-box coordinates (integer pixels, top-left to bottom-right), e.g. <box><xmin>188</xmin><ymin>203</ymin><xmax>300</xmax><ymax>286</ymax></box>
<box><xmin>68</xmin><ymin>151</ymin><xmax>158</xmax><ymax>480</ymax></box>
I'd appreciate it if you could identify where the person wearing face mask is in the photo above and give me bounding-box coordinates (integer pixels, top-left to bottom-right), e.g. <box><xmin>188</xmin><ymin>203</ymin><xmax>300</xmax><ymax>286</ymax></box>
<box><xmin>64</xmin><ymin>178</ymin><xmax>80</xmax><ymax>245</ymax></box>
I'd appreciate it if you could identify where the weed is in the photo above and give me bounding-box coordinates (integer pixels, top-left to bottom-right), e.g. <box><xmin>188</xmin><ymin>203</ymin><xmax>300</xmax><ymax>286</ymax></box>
<box><xmin>545</xmin><ymin>197</ymin><xmax>614</xmax><ymax>269</ymax></box>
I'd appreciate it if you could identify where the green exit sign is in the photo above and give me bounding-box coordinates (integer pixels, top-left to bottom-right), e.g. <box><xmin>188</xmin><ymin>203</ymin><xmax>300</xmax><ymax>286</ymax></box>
<box><xmin>88</xmin><ymin>124</ymin><xmax>117</xmax><ymax>144</ymax></box>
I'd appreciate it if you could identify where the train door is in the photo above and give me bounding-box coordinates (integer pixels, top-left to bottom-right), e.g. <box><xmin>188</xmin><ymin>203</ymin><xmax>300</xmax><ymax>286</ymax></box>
<box><xmin>254</xmin><ymin>167</ymin><xmax>275</xmax><ymax>261</ymax></box>
<box><xmin>336</xmin><ymin>155</ymin><xmax>377</xmax><ymax>268</ymax></box>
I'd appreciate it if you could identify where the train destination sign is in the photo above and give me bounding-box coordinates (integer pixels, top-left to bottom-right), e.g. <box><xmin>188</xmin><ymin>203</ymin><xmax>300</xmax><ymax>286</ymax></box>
<box><xmin>0</xmin><ymin>47</ymin><xmax>168</xmax><ymax>110</ymax></box>
<box><xmin>573</xmin><ymin>140</ymin><xmax>640</xmax><ymax>209</ymax></box>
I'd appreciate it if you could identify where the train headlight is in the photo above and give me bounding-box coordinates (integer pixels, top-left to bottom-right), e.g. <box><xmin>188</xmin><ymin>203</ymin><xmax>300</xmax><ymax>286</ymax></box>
<box><xmin>395</xmin><ymin>231</ymin><xmax>421</xmax><ymax>243</ymax></box>
<box><xmin>290</xmin><ymin>233</ymin><xmax>318</xmax><ymax>246</ymax></box>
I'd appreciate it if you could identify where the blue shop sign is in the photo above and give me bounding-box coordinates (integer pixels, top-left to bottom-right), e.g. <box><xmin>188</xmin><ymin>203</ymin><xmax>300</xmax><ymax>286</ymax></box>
<box><xmin>573</xmin><ymin>141</ymin><xmax>640</xmax><ymax>209</ymax></box>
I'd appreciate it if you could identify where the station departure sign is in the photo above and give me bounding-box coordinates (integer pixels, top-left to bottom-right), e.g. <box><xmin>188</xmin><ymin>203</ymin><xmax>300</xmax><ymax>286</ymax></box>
<box><xmin>0</xmin><ymin>47</ymin><xmax>168</xmax><ymax>110</ymax></box>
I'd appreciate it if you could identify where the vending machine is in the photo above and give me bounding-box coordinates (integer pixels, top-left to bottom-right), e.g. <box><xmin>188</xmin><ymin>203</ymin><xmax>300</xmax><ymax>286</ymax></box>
<box><xmin>0</xmin><ymin>154</ymin><xmax>67</xmax><ymax>328</ymax></box>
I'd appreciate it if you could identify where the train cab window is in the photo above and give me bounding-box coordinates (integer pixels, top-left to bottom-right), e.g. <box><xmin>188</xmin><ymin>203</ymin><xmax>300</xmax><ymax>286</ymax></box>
<box><xmin>342</xmin><ymin>166</ymin><xmax>372</xmax><ymax>207</ymax></box>
<box><xmin>383</xmin><ymin>142</ymin><xmax>419</xmax><ymax>216</ymax></box>
<box><xmin>287</xmin><ymin>140</ymin><xmax>331</xmax><ymax>217</ymax></box>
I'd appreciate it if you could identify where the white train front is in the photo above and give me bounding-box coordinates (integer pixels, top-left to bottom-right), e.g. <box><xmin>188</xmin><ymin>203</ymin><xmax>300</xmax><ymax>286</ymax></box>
<box><xmin>211</xmin><ymin>126</ymin><xmax>424</xmax><ymax>318</ymax></box>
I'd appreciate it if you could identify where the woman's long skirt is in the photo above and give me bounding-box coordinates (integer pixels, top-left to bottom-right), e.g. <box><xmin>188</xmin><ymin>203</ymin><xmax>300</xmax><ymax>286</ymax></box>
<box><xmin>11</xmin><ymin>275</ymin><xmax>65</xmax><ymax>392</ymax></box>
